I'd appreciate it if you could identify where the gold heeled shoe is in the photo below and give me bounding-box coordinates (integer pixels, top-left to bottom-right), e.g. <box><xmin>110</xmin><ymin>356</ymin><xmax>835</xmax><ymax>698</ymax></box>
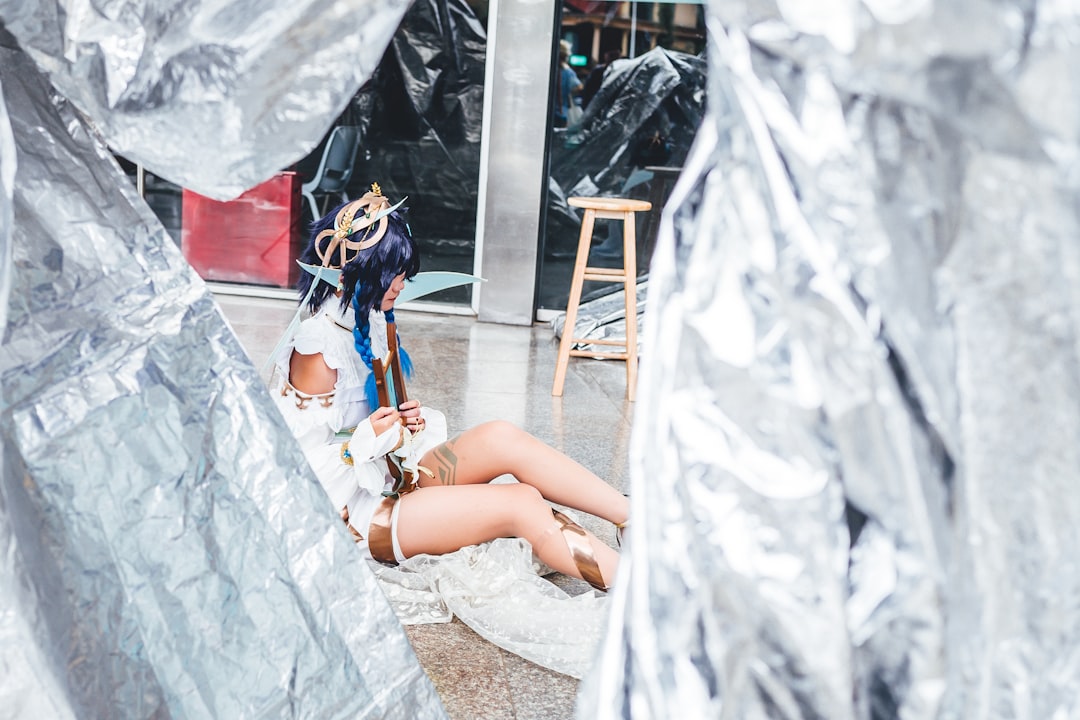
<box><xmin>615</xmin><ymin>520</ymin><xmax>628</xmax><ymax>548</ymax></box>
<box><xmin>552</xmin><ymin>509</ymin><xmax>609</xmax><ymax>592</ymax></box>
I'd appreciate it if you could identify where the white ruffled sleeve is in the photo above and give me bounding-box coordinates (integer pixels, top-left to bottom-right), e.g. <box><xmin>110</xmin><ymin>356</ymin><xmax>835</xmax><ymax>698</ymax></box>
<box><xmin>347</xmin><ymin>418</ymin><xmax>405</xmax><ymax>497</ymax></box>
<box><xmin>341</xmin><ymin>407</ymin><xmax>448</xmax><ymax>499</ymax></box>
<box><xmin>274</xmin><ymin>310</ymin><xmax>370</xmax><ymax>434</ymax></box>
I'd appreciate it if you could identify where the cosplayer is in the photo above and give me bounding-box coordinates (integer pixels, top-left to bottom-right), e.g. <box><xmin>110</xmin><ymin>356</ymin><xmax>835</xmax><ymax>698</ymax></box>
<box><xmin>272</xmin><ymin>184</ymin><xmax>629</xmax><ymax>591</ymax></box>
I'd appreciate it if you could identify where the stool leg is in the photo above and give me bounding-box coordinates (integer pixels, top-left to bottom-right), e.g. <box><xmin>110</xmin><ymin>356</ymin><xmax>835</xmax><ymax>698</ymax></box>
<box><xmin>553</xmin><ymin>209</ymin><xmax>597</xmax><ymax>396</ymax></box>
<box><xmin>622</xmin><ymin>211</ymin><xmax>639</xmax><ymax>402</ymax></box>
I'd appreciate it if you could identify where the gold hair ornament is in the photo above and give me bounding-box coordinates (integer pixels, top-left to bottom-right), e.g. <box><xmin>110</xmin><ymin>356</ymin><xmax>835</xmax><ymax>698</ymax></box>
<box><xmin>314</xmin><ymin>183</ymin><xmax>404</xmax><ymax>270</ymax></box>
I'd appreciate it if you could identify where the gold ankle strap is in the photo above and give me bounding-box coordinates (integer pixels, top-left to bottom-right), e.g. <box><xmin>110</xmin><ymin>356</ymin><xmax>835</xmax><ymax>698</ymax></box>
<box><xmin>552</xmin><ymin>509</ymin><xmax>608</xmax><ymax>592</ymax></box>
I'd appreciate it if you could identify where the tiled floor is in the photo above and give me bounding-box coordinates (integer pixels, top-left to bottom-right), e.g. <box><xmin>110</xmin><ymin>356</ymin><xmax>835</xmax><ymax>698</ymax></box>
<box><xmin>215</xmin><ymin>292</ymin><xmax>634</xmax><ymax>720</ymax></box>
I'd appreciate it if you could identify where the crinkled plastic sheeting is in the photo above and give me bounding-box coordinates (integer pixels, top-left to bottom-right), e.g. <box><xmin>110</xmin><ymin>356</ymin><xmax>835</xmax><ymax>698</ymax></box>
<box><xmin>0</xmin><ymin>50</ymin><xmax>10</xmax><ymax>332</ymax></box>
<box><xmin>349</xmin><ymin>0</ymin><xmax>487</xmax><ymax>259</ymax></box>
<box><xmin>0</xmin><ymin>0</ymin><xmax>412</xmax><ymax>200</ymax></box>
<box><xmin>551</xmin><ymin>280</ymin><xmax>649</xmax><ymax>356</ymax></box>
<box><xmin>0</xmin><ymin>6</ymin><xmax>445</xmax><ymax>720</ymax></box>
<box><xmin>373</xmin><ymin>536</ymin><xmax>610</xmax><ymax>679</ymax></box>
<box><xmin>545</xmin><ymin>47</ymin><xmax>706</xmax><ymax>259</ymax></box>
<box><xmin>579</xmin><ymin>2</ymin><xmax>1080</xmax><ymax>719</ymax></box>
<box><xmin>546</xmin><ymin>52</ymin><xmax>706</xmax><ymax>358</ymax></box>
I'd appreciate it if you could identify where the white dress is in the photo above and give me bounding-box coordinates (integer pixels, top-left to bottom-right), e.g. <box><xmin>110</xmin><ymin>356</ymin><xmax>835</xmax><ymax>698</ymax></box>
<box><xmin>272</xmin><ymin>300</ymin><xmax>447</xmax><ymax>559</ymax></box>
<box><xmin>272</xmin><ymin>300</ymin><xmax>607</xmax><ymax>678</ymax></box>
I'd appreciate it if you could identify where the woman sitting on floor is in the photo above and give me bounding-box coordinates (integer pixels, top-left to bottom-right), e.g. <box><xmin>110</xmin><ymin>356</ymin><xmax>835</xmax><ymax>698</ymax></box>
<box><xmin>273</xmin><ymin>183</ymin><xmax>628</xmax><ymax>591</ymax></box>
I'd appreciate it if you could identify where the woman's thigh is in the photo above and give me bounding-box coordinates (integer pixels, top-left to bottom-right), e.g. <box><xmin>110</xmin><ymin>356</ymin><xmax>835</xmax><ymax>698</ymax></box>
<box><xmin>418</xmin><ymin>421</ymin><xmax>522</xmax><ymax>487</ymax></box>
<box><xmin>394</xmin><ymin>482</ymin><xmax>544</xmax><ymax>557</ymax></box>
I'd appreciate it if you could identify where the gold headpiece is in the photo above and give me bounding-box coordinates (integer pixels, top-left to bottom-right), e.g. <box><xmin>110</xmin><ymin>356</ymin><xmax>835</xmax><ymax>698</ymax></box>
<box><xmin>314</xmin><ymin>183</ymin><xmax>398</xmax><ymax>270</ymax></box>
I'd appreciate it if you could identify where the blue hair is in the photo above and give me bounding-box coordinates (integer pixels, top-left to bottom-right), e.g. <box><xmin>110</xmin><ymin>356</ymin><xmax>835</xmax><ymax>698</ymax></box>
<box><xmin>352</xmin><ymin>305</ymin><xmax>414</xmax><ymax>410</ymax></box>
<box><xmin>300</xmin><ymin>199</ymin><xmax>417</xmax><ymax>410</ymax></box>
<box><xmin>296</xmin><ymin>198</ymin><xmax>420</xmax><ymax>313</ymax></box>
<box><xmin>342</xmin><ymin>217</ymin><xmax>418</xmax><ymax>313</ymax></box>
<box><xmin>298</xmin><ymin>196</ymin><xmax>421</xmax><ymax>410</ymax></box>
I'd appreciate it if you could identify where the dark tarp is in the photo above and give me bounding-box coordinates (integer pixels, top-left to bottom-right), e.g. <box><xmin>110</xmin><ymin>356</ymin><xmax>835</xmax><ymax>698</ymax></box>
<box><xmin>543</xmin><ymin>46</ymin><xmax>707</xmax><ymax>261</ymax></box>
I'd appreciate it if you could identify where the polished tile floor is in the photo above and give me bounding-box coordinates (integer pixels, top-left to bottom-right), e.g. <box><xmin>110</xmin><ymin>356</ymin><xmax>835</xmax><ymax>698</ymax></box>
<box><xmin>215</xmin><ymin>292</ymin><xmax>634</xmax><ymax>720</ymax></box>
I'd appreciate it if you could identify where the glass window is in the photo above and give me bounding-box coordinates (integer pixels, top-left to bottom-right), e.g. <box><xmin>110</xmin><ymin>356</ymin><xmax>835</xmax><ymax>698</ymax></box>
<box><xmin>141</xmin><ymin>0</ymin><xmax>489</xmax><ymax>308</ymax></box>
<box><xmin>537</xmin><ymin>0</ymin><xmax>707</xmax><ymax>312</ymax></box>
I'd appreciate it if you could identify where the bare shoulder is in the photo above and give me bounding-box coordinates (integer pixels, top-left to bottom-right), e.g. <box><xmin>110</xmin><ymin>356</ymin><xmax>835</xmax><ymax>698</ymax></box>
<box><xmin>288</xmin><ymin>349</ymin><xmax>338</xmax><ymax>394</ymax></box>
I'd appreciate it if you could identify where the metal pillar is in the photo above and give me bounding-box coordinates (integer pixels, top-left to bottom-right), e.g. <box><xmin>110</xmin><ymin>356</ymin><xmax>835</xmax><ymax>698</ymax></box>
<box><xmin>473</xmin><ymin>0</ymin><xmax>557</xmax><ymax>325</ymax></box>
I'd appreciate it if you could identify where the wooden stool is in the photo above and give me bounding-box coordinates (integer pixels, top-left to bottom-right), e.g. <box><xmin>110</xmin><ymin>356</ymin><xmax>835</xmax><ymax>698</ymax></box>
<box><xmin>552</xmin><ymin>196</ymin><xmax>652</xmax><ymax>402</ymax></box>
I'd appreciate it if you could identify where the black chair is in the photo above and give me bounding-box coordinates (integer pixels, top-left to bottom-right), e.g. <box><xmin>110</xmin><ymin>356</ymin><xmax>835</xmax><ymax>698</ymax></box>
<box><xmin>300</xmin><ymin>125</ymin><xmax>360</xmax><ymax>220</ymax></box>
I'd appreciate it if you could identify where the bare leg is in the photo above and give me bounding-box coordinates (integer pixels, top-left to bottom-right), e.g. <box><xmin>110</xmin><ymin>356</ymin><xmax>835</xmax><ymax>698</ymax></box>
<box><xmin>395</xmin><ymin>483</ymin><xmax>619</xmax><ymax>588</ymax></box>
<box><xmin>418</xmin><ymin>420</ymin><xmax>629</xmax><ymax>526</ymax></box>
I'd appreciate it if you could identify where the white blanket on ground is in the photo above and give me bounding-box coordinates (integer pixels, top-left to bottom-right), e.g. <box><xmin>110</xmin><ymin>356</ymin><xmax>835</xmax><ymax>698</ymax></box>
<box><xmin>368</xmin><ymin>538</ymin><xmax>610</xmax><ymax>679</ymax></box>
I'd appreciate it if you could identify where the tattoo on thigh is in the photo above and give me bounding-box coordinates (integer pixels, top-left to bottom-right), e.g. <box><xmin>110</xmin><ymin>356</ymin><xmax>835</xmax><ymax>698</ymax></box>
<box><xmin>431</xmin><ymin>440</ymin><xmax>459</xmax><ymax>486</ymax></box>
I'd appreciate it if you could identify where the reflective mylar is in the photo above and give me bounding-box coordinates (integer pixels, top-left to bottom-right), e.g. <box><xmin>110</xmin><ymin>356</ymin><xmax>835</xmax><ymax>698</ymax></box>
<box><xmin>0</xmin><ymin>10</ymin><xmax>445</xmax><ymax>720</ymax></box>
<box><xmin>0</xmin><ymin>61</ymin><xmax>10</xmax><ymax>333</ymax></box>
<box><xmin>580</xmin><ymin>1</ymin><xmax>1080</xmax><ymax>718</ymax></box>
<box><xmin>0</xmin><ymin>0</ymin><xmax>412</xmax><ymax>200</ymax></box>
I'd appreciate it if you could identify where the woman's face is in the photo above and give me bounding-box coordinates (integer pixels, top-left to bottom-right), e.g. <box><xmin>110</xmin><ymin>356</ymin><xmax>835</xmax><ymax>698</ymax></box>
<box><xmin>381</xmin><ymin>273</ymin><xmax>407</xmax><ymax>311</ymax></box>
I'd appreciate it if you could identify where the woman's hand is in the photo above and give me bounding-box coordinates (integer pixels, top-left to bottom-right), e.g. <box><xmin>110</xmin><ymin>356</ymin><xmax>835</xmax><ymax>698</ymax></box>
<box><xmin>398</xmin><ymin>399</ymin><xmax>425</xmax><ymax>432</ymax></box>
<box><xmin>369</xmin><ymin>406</ymin><xmax>401</xmax><ymax>436</ymax></box>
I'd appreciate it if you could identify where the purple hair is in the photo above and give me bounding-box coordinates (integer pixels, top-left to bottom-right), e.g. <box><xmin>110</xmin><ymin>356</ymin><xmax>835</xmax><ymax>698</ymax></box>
<box><xmin>296</xmin><ymin>199</ymin><xmax>420</xmax><ymax>316</ymax></box>
<box><xmin>297</xmin><ymin>195</ymin><xmax>420</xmax><ymax>409</ymax></box>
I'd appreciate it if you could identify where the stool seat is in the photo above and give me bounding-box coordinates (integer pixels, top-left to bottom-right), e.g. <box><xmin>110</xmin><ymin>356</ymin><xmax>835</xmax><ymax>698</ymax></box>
<box><xmin>567</xmin><ymin>197</ymin><xmax>652</xmax><ymax>213</ymax></box>
<box><xmin>552</xmin><ymin>196</ymin><xmax>652</xmax><ymax>402</ymax></box>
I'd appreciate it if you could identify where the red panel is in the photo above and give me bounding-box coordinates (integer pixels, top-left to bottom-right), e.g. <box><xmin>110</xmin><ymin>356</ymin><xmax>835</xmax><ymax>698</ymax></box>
<box><xmin>565</xmin><ymin>0</ymin><xmax>610</xmax><ymax>13</ymax></box>
<box><xmin>181</xmin><ymin>172</ymin><xmax>303</xmax><ymax>288</ymax></box>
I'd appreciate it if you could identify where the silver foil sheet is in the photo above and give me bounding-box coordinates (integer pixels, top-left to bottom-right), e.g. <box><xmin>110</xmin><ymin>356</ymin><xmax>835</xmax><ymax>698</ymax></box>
<box><xmin>0</xmin><ymin>65</ymin><xmax>10</xmax><ymax>333</ymax></box>
<box><xmin>580</xmin><ymin>1</ymin><xmax>1080</xmax><ymax>718</ymax></box>
<box><xmin>0</xmin><ymin>12</ymin><xmax>445</xmax><ymax>720</ymax></box>
<box><xmin>0</xmin><ymin>0</ymin><xmax>412</xmax><ymax>200</ymax></box>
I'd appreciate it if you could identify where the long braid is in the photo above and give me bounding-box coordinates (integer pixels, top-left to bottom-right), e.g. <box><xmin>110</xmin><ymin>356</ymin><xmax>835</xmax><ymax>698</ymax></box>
<box><xmin>331</xmin><ymin>200</ymin><xmax>418</xmax><ymax>412</ymax></box>
<box><xmin>353</xmin><ymin>300</ymin><xmax>413</xmax><ymax>410</ymax></box>
<box><xmin>352</xmin><ymin>294</ymin><xmax>380</xmax><ymax>410</ymax></box>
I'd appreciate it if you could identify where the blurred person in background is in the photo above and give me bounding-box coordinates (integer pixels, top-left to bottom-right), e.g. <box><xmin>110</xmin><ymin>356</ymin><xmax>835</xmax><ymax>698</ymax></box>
<box><xmin>553</xmin><ymin>39</ymin><xmax>583</xmax><ymax>128</ymax></box>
